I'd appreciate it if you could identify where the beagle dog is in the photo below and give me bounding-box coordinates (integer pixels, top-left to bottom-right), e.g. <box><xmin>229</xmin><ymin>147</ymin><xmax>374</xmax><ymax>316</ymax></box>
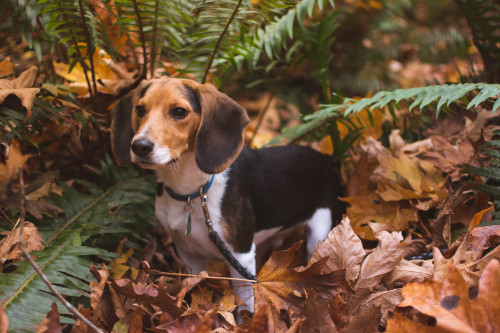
<box><xmin>111</xmin><ymin>78</ymin><xmax>345</xmax><ymax>315</ymax></box>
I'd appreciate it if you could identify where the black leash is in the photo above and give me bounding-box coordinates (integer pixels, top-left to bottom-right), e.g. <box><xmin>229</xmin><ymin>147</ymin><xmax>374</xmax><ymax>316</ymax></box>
<box><xmin>159</xmin><ymin>179</ymin><xmax>257</xmax><ymax>281</ymax></box>
<box><xmin>199</xmin><ymin>188</ymin><xmax>257</xmax><ymax>281</ymax></box>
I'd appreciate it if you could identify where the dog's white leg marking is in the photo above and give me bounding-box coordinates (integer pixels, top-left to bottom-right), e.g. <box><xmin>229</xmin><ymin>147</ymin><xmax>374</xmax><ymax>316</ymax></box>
<box><xmin>229</xmin><ymin>242</ymin><xmax>256</xmax><ymax>320</ymax></box>
<box><xmin>306</xmin><ymin>208</ymin><xmax>332</xmax><ymax>258</ymax></box>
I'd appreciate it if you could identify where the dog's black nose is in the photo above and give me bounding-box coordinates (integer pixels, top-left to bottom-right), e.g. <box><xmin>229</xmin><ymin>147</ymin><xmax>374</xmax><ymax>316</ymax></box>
<box><xmin>131</xmin><ymin>139</ymin><xmax>154</xmax><ymax>157</ymax></box>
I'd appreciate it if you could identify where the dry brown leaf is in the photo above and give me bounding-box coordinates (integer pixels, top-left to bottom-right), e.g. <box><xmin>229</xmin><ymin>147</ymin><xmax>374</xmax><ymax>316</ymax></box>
<box><xmin>349</xmin><ymin>290</ymin><xmax>404</xmax><ymax>331</ymax></box>
<box><xmin>309</xmin><ymin>217</ymin><xmax>365</xmax><ymax>282</ymax></box>
<box><xmin>0</xmin><ymin>65</ymin><xmax>40</xmax><ymax>119</ymax></box>
<box><xmin>382</xmin><ymin>259</ymin><xmax>433</xmax><ymax>289</ymax></box>
<box><xmin>110</xmin><ymin>276</ymin><xmax>183</xmax><ymax>318</ymax></box>
<box><xmin>345</xmin><ymin>305</ymin><xmax>382</xmax><ymax>333</ymax></box>
<box><xmin>235</xmin><ymin>303</ymin><xmax>272</xmax><ymax>333</ymax></box>
<box><xmin>417</xmin><ymin>135</ymin><xmax>478</xmax><ymax>181</ymax></box>
<box><xmin>36</xmin><ymin>302</ymin><xmax>65</xmax><ymax>333</ymax></box>
<box><xmin>372</xmin><ymin>152</ymin><xmax>448</xmax><ymax>202</ymax></box>
<box><xmin>0</xmin><ymin>58</ymin><xmax>14</xmax><ymax>77</ymax></box>
<box><xmin>354</xmin><ymin>231</ymin><xmax>405</xmax><ymax>290</ymax></box>
<box><xmin>69</xmin><ymin>306</ymin><xmax>93</xmax><ymax>333</ymax></box>
<box><xmin>387</xmin><ymin>260</ymin><xmax>500</xmax><ymax>333</ymax></box>
<box><xmin>0</xmin><ymin>139</ymin><xmax>30</xmax><ymax>188</ymax></box>
<box><xmin>89</xmin><ymin>264</ymin><xmax>112</xmax><ymax>323</ymax></box>
<box><xmin>0</xmin><ymin>222</ymin><xmax>44</xmax><ymax>269</ymax></box>
<box><xmin>343</xmin><ymin>193</ymin><xmax>416</xmax><ymax>240</ymax></box>
<box><xmin>0</xmin><ymin>299</ymin><xmax>7</xmax><ymax>333</ymax></box>
<box><xmin>254</xmin><ymin>241</ymin><xmax>348</xmax><ymax>332</ymax></box>
<box><xmin>300</xmin><ymin>290</ymin><xmax>338</xmax><ymax>333</ymax></box>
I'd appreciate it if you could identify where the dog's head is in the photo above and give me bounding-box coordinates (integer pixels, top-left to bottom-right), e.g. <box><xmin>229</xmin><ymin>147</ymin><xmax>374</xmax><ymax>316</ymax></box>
<box><xmin>111</xmin><ymin>78</ymin><xmax>249</xmax><ymax>174</ymax></box>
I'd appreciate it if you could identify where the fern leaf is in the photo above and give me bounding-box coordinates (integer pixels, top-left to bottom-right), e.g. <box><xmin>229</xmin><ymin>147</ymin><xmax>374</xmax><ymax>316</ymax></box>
<box><xmin>274</xmin><ymin>83</ymin><xmax>500</xmax><ymax>144</ymax></box>
<box><xmin>0</xmin><ymin>231</ymin><xmax>112</xmax><ymax>332</ymax></box>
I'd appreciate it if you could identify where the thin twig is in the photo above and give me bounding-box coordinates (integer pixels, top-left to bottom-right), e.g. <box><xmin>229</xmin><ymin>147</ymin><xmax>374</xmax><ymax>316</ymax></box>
<box><xmin>16</xmin><ymin>167</ymin><xmax>104</xmax><ymax>333</ymax></box>
<box><xmin>33</xmin><ymin>101</ymin><xmax>81</xmax><ymax>127</ymax></box>
<box><xmin>201</xmin><ymin>0</ymin><xmax>244</xmax><ymax>84</ymax></box>
<box><xmin>0</xmin><ymin>208</ymin><xmax>15</xmax><ymax>226</ymax></box>
<box><xmin>149</xmin><ymin>269</ymin><xmax>257</xmax><ymax>283</ymax></box>
<box><xmin>248</xmin><ymin>87</ymin><xmax>279</xmax><ymax>147</ymax></box>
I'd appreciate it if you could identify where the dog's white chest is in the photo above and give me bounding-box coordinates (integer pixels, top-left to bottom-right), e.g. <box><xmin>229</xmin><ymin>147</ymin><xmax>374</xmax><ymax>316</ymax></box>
<box><xmin>155</xmin><ymin>174</ymin><xmax>228</xmax><ymax>261</ymax></box>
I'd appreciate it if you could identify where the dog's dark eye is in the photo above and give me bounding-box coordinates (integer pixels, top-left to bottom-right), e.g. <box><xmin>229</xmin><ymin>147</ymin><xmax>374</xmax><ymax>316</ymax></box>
<box><xmin>136</xmin><ymin>105</ymin><xmax>146</xmax><ymax>118</ymax></box>
<box><xmin>170</xmin><ymin>107</ymin><xmax>188</xmax><ymax>119</ymax></box>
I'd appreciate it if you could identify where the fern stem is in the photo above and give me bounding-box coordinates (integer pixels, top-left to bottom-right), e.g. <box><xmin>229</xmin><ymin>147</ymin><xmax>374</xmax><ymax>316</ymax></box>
<box><xmin>46</xmin><ymin>182</ymin><xmax>121</xmax><ymax>246</ymax></box>
<box><xmin>131</xmin><ymin>0</ymin><xmax>148</xmax><ymax>80</ymax></box>
<box><xmin>201</xmin><ymin>0</ymin><xmax>244</xmax><ymax>84</ymax></box>
<box><xmin>78</xmin><ymin>0</ymin><xmax>99</xmax><ymax>103</ymax></box>
<box><xmin>56</xmin><ymin>0</ymin><xmax>94</xmax><ymax>102</ymax></box>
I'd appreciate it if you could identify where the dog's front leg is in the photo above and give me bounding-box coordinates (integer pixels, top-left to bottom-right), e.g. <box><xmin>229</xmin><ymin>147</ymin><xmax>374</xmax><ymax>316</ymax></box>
<box><xmin>175</xmin><ymin>246</ymin><xmax>207</xmax><ymax>274</ymax></box>
<box><xmin>229</xmin><ymin>243</ymin><xmax>256</xmax><ymax>321</ymax></box>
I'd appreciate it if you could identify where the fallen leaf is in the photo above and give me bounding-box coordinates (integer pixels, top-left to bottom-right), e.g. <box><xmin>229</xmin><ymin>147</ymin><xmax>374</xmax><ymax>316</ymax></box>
<box><xmin>89</xmin><ymin>264</ymin><xmax>112</xmax><ymax>324</ymax></box>
<box><xmin>0</xmin><ymin>139</ymin><xmax>30</xmax><ymax>188</ymax></box>
<box><xmin>0</xmin><ymin>58</ymin><xmax>14</xmax><ymax>77</ymax></box>
<box><xmin>0</xmin><ymin>65</ymin><xmax>40</xmax><ymax>119</ymax></box>
<box><xmin>343</xmin><ymin>193</ymin><xmax>416</xmax><ymax>240</ymax></box>
<box><xmin>109</xmin><ymin>248</ymin><xmax>138</xmax><ymax>280</ymax></box>
<box><xmin>345</xmin><ymin>305</ymin><xmax>382</xmax><ymax>333</ymax></box>
<box><xmin>0</xmin><ymin>222</ymin><xmax>44</xmax><ymax>270</ymax></box>
<box><xmin>254</xmin><ymin>241</ymin><xmax>348</xmax><ymax>332</ymax></box>
<box><xmin>383</xmin><ymin>259</ymin><xmax>433</xmax><ymax>289</ymax></box>
<box><xmin>309</xmin><ymin>217</ymin><xmax>365</xmax><ymax>283</ymax></box>
<box><xmin>300</xmin><ymin>290</ymin><xmax>338</xmax><ymax>333</ymax></box>
<box><xmin>36</xmin><ymin>302</ymin><xmax>65</xmax><ymax>333</ymax></box>
<box><xmin>388</xmin><ymin>260</ymin><xmax>500</xmax><ymax>332</ymax></box>
<box><xmin>110</xmin><ymin>276</ymin><xmax>183</xmax><ymax>318</ymax></box>
<box><xmin>235</xmin><ymin>303</ymin><xmax>272</xmax><ymax>333</ymax></box>
<box><xmin>69</xmin><ymin>305</ymin><xmax>93</xmax><ymax>333</ymax></box>
<box><xmin>354</xmin><ymin>231</ymin><xmax>405</xmax><ymax>290</ymax></box>
<box><xmin>417</xmin><ymin>135</ymin><xmax>478</xmax><ymax>181</ymax></box>
<box><xmin>0</xmin><ymin>299</ymin><xmax>8</xmax><ymax>333</ymax></box>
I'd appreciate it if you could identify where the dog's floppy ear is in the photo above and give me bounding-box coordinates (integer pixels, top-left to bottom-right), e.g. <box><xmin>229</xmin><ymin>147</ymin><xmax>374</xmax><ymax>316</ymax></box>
<box><xmin>111</xmin><ymin>92</ymin><xmax>135</xmax><ymax>165</ymax></box>
<box><xmin>194</xmin><ymin>83</ymin><xmax>249</xmax><ymax>174</ymax></box>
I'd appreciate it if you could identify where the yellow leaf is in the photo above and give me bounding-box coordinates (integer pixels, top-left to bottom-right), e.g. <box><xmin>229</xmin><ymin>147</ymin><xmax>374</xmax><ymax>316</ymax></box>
<box><xmin>109</xmin><ymin>248</ymin><xmax>138</xmax><ymax>280</ymax></box>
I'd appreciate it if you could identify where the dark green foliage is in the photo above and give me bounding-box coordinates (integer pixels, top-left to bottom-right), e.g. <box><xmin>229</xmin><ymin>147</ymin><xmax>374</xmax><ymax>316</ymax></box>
<box><xmin>0</xmin><ymin>158</ymin><xmax>155</xmax><ymax>331</ymax></box>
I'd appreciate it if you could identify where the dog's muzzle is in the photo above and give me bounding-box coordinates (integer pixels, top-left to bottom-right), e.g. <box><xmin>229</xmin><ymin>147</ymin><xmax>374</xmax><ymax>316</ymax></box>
<box><xmin>131</xmin><ymin>139</ymin><xmax>154</xmax><ymax>158</ymax></box>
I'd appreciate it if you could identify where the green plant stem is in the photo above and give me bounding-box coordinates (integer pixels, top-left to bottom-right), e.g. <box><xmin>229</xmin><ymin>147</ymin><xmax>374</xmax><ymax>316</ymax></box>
<box><xmin>150</xmin><ymin>0</ymin><xmax>160</xmax><ymax>78</ymax></box>
<box><xmin>46</xmin><ymin>182</ymin><xmax>121</xmax><ymax>246</ymax></box>
<box><xmin>78</xmin><ymin>0</ymin><xmax>98</xmax><ymax>105</ymax></box>
<box><xmin>202</xmin><ymin>0</ymin><xmax>244</xmax><ymax>84</ymax></box>
<box><xmin>131</xmin><ymin>0</ymin><xmax>148</xmax><ymax>80</ymax></box>
<box><xmin>56</xmin><ymin>0</ymin><xmax>95</xmax><ymax>102</ymax></box>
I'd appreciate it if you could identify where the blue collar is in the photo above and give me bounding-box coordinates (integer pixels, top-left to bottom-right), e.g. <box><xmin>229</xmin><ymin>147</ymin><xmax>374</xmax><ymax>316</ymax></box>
<box><xmin>161</xmin><ymin>175</ymin><xmax>215</xmax><ymax>201</ymax></box>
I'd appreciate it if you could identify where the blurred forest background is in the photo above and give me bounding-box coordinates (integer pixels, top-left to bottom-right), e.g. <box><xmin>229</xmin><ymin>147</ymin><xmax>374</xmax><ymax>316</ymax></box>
<box><xmin>0</xmin><ymin>0</ymin><xmax>500</xmax><ymax>332</ymax></box>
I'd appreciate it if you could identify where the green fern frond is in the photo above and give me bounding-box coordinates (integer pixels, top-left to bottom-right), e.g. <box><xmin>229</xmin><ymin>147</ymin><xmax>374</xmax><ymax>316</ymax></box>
<box><xmin>0</xmin><ymin>231</ymin><xmax>112</xmax><ymax>332</ymax></box>
<box><xmin>270</xmin><ymin>83</ymin><xmax>500</xmax><ymax>144</ymax></box>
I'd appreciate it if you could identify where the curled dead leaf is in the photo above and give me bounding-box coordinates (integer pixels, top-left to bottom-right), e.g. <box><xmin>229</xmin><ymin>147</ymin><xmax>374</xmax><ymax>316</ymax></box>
<box><xmin>0</xmin><ymin>65</ymin><xmax>40</xmax><ymax>120</ymax></box>
<box><xmin>0</xmin><ymin>222</ymin><xmax>44</xmax><ymax>270</ymax></box>
<box><xmin>309</xmin><ymin>217</ymin><xmax>365</xmax><ymax>283</ymax></box>
<box><xmin>254</xmin><ymin>241</ymin><xmax>349</xmax><ymax>332</ymax></box>
<box><xmin>387</xmin><ymin>260</ymin><xmax>500</xmax><ymax>333</ymax></box>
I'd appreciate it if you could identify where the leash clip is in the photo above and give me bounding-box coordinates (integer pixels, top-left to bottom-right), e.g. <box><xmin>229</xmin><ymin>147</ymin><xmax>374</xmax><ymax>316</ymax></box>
<box><xmin>200</xmin><ymin>188</ymin><xmax>214</xmax><ymax>234</ymax></box>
